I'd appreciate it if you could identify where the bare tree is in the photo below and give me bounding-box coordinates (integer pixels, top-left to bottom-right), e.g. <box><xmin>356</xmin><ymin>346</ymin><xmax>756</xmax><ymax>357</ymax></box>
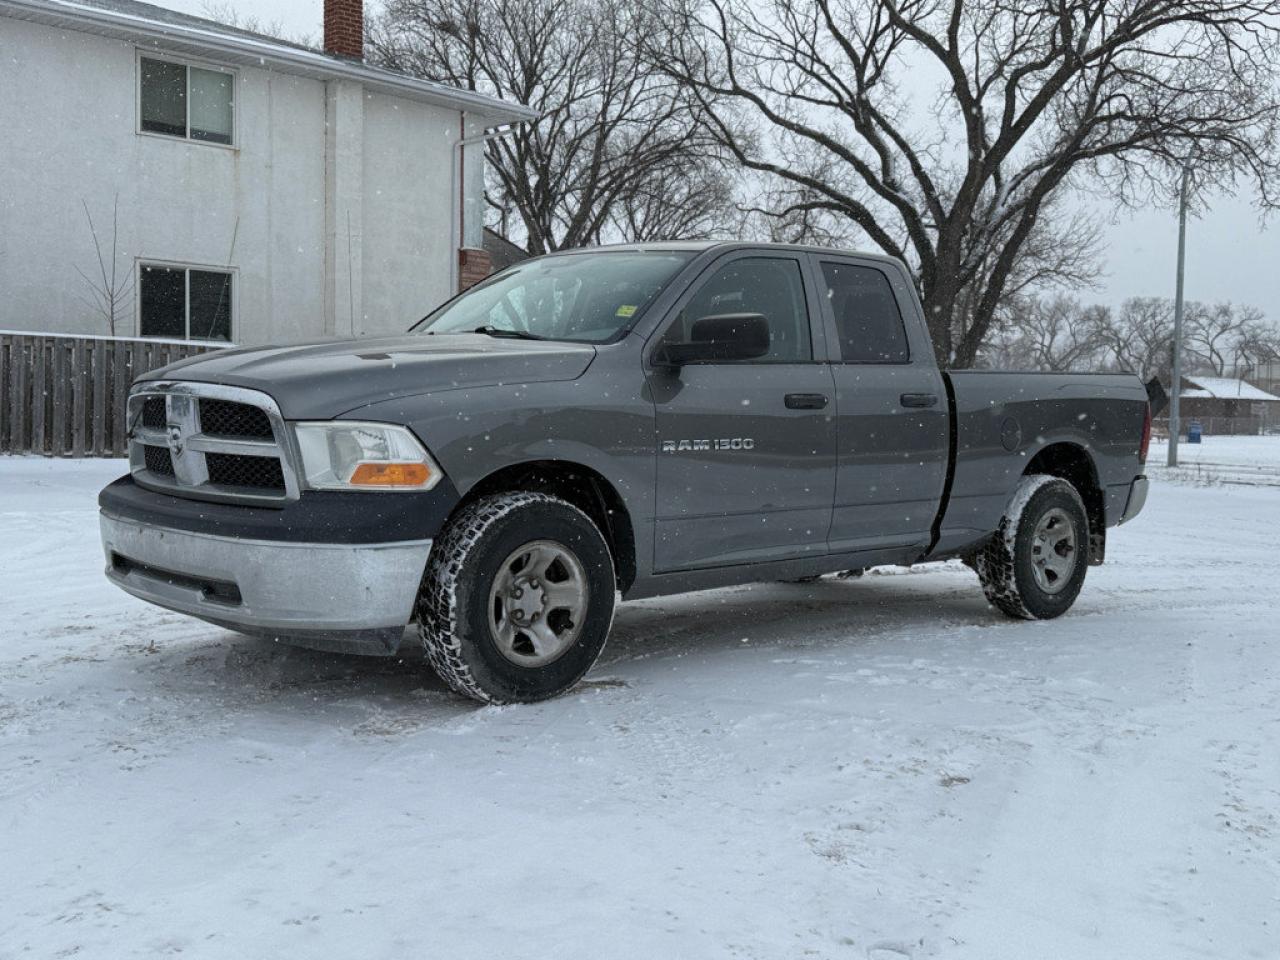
<box><xmin>75</xmin><ymin>195</ymin><xmax>134</xmax><ymax>336</ymax></box>
<box><xmin>1090</xmin><ymin>297</ymin><xmax>1280</xmax><ymax>384</ymax></box>
<box><xmin>1094</xmin><ymin>297</ymin><xmax>1176</xmax><ymax>381</ymax></box>
<box><xmin>368</xmin><ymin>0</ymin><xmax>734</xmax><ymax>253</ymax></box>
<box><xmin>647</xmin><ymin>0</ymin><xmax>1280</xmax><ymax>366</ymax></box>
<box><xmin>1186</xmin><ymin>302</ymin><xmax>1269</xmax><ymax>375</ymax></box>
<box><xmin>610</xmin><ymin>155</ymin><xmax>737</xmax><ymax>242</ymax></box>
<box><xmin>1234</xmin><ymin>320</ymin><xmax>1280</xmax><ymax>377</ymax></box>
<box><xmin>982</xmin><ymin>295</ymin><xmax>1108</xmax><ymax>371</ymax></box>
<box><xmin>198</xmin><ymin>1</ymin><xmax>313</xmax><ymax>46</ymax></box>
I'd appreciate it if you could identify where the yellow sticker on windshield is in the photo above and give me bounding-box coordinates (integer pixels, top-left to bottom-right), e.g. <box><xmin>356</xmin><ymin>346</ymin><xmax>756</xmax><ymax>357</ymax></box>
<box><xmin>616</xmin><ymin>304</ymin><xmax>637</xmax><ymax>318</ymax></box>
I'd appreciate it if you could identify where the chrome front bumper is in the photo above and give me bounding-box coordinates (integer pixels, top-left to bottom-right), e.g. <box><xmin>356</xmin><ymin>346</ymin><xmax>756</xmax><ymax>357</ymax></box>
<box><xmin>100</xmin><ymin>511</ymin><xmax>431</xmax><ymax>653</ymax></box>
<box><xmin>1119</xmin><ymin>475</ymin><xmax>1149</xmax><ymax>524</ymax></box>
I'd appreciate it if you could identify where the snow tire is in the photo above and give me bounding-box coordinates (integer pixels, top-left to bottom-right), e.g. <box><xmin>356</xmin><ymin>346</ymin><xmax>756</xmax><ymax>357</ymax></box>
<box><xmin>417</xmin><ymin>492</ymin><xmax>616</xmax><ymax>704</ymax></box>
<box><xmin>976</xmin><ymin>475</ymin><xmax>1089</xmax><ymax>621</ymax></box>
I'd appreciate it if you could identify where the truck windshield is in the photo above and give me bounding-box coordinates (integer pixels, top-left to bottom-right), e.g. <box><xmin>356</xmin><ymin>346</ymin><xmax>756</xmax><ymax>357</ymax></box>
<box><xmin>413</xmin><ymin>251</ymin><xmax>695</xmax><ymax>343</ymax></box>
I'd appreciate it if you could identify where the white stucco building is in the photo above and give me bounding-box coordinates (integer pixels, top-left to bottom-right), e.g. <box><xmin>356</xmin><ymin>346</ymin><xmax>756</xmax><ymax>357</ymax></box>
<box><xmin>0</xmin><ymin>0</ymin><xmax>535</xmax><ymax>346</ymax></box>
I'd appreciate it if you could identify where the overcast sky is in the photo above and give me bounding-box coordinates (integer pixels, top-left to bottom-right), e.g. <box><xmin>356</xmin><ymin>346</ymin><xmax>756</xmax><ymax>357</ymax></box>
<box><xmin>152</xmin><ymin>0</ymin><xmax>1280</xmax><ymax>315</ymax></box>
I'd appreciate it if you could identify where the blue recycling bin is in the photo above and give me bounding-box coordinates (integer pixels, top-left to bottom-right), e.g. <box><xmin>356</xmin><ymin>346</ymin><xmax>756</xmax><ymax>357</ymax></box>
<box><xmin>1187</xmin><ymin>420</ymin><xmax>1202</xmax><ymax>444</ymax></box>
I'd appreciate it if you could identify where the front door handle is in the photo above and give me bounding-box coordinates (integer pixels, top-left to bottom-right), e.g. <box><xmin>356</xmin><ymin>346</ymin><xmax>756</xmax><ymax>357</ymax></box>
<box><xmin>899</xmin><ymin>393</ymin><xmax>939</xmax><ymax>408</ymax></box>
<box><xmin>785</xmin><ymin>393</ymin><xmax>829</xmax><ymax>410</ymax></box>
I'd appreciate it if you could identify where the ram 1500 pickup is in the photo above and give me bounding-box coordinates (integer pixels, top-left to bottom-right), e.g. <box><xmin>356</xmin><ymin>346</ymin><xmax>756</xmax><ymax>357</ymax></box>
<box><xmin>100</xmin><ymin>242</ymin><xmax>1152</xmax><ymax>702</ymax></box>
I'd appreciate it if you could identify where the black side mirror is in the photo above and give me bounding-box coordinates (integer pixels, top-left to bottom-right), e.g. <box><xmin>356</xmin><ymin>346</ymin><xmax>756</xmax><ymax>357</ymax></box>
<box><xmin>655</xmin><ymin>313</ymin><xmax>770</xmax><ymax>366</ymax></box>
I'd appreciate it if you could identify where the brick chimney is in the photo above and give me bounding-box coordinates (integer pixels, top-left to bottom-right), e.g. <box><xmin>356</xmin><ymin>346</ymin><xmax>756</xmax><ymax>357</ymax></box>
<box><xmin>324</xmin><ymin>0</ymin><xmax>363</xmax><ymax>60</ymax></box>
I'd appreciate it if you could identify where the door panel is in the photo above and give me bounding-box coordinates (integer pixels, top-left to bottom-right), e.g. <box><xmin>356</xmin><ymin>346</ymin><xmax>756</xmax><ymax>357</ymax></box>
<box><xmin>817</xmin><ymin>258</ymin><xmax>949</xmax><ymax>553</ymax></box>
<box><xmin>652</xmin><ymin>364</ymin><xmax>837</xmax><ymax>571</ymax></box>
<box><xmin>650</xmin><ymin>254</ymin><xmax>837</xmax><ymax>572</ymax></box>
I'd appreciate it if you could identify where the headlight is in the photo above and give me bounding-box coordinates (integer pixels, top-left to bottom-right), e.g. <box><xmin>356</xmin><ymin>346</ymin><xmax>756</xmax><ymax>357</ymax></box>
<box><xmin>293</xmin><ymin>422</ymin><xmax>443</xmax><ymax>491</ymax></box>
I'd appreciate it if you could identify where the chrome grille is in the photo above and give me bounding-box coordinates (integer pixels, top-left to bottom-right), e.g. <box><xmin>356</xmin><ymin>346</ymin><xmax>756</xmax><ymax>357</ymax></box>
<box><xmin>127</xmin><ymin>382</ymin><xmax>299</xmax><ymax>505</ymax></box>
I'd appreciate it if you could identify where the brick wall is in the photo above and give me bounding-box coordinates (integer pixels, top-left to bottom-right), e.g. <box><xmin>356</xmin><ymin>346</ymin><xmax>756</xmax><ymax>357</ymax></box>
<box><xmin>324</xmin><ymin>0</ymin><xmax>363</xmax><ymax>60</ymax></box>
<box><xmin>458</xmin><ymin>247</ymin><xmax>493</xmax><ymax>292</ymax></box>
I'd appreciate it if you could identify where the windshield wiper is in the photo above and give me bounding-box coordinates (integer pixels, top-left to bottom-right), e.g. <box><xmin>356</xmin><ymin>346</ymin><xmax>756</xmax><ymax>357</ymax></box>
<box><xmin>472</xmin><ymin>325</ymin><xmax>548</xmax><ymax>341</ymax></box>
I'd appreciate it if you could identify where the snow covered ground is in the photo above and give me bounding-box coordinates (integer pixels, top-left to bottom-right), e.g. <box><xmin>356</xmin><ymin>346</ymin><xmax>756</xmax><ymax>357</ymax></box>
<box><xmin>1148</xmin><ymin>435</ymin><xmax>1280</xmax><ymax>487</ymax></box>
<box><xmin>2</xmin><ymin>456</ymin><xmax>1278</xmax><ymax>960</ymax></box>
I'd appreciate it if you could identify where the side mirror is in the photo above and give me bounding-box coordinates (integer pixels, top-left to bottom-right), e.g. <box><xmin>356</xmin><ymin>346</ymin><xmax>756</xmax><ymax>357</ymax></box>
<box><xmin>655</xmin><ymin>313</ymin><xmax>771</xmax><ymax>367</ymax></box>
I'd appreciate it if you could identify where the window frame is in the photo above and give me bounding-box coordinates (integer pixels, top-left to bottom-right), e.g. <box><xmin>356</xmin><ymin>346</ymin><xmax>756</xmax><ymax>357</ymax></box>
<box><xmin>135</xmin><ymin>50</ymin><xmax>238</xmax><ymax>150</ymax></box>
<box><xmin>136</xmin><ymin>259</ymin><xmax>237</xmax><ymax>344</ymax></box>
<box><xmin>647</xmin><ymin>250</ymin><xmax>829</xmax><ymax>367</ymax></box>
<box><xmin>815</xmin><ymin>257</ymin><xmax>914</xmax><ymax>365</ymax></box>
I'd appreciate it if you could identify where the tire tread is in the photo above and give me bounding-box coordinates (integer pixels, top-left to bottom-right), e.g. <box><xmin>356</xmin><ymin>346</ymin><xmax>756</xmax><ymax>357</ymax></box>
<box><xmin>417</xmin><ymin>492</ymin><xmax>606</xmax><ymax>703</ymax></box>
<box><xmin>976</xmin><ymin>475</ymin><xmax>1085</xmax><ymax>620</ymax></box>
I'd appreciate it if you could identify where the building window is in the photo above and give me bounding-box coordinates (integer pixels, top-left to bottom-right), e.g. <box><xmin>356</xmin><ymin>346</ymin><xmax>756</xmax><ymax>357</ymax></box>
<box><xmin>139</xmin><ymin>56</ymin><xmax>234</xmax><ymax>145</ymax></box>
<box><xmin>139</xmin><ymin>264</ymin><xmax>233</xmax><ymax>342</ymax></box>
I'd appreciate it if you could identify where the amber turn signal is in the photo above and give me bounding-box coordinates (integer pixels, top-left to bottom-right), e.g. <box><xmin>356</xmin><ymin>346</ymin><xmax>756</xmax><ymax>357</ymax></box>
<box><xmin>348</xmin><ymin>462</ymin><xmax>433</xmax><ymax>487</ymax></box>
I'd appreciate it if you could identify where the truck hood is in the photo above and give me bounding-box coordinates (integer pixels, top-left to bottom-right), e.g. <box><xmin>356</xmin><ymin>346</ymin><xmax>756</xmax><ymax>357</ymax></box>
<box><xmin>140</xmin><ymin>334</ymin><xmax>598</xmax><ymax>419</ymax></box>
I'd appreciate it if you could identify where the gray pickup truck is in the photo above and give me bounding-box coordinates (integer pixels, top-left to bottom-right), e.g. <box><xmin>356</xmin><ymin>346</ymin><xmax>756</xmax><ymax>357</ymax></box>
<box><xmin>100</xmin><ymin>242</ymin><xmax>1151</xmax><ymax>702</ymax></box>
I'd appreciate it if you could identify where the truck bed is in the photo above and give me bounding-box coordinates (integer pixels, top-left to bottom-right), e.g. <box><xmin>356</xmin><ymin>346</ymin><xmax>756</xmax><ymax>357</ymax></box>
<box><xmin>930</xmin><ymin>370</ymin><xmax>1150</xmax><ymax>557</ymax></box>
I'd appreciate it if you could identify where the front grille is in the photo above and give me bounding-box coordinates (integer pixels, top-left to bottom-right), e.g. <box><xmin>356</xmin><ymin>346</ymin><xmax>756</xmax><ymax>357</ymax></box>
<box><xmin>206</xmin><ymin>452</ymin><xmax>285</xmax><ymax>491</ymax></box>
<box><xmin>199</xmin><ymin>399</ymin><xmax>273</xmax><ymax>439</ymax></box>
<box><xmin>143</xmin><ymin>444</ymin><xmax>175</xmax><ymax>477</ymax></box>
<box><xmin>142</xmin><ymin>397</ymin><xmax>167</xmax><ymax>430</ymax></box>
<box><xmin>128</xmin><ymin>384</ymin><xmax>296</xmax><ymax>505</ymax></box>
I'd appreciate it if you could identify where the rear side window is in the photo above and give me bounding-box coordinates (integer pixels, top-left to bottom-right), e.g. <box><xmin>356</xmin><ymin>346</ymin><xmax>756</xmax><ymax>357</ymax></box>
<box><xmin>820</xmin><ymin>262</ymin><xmax>910</xmax><ymax>363</ymax></box>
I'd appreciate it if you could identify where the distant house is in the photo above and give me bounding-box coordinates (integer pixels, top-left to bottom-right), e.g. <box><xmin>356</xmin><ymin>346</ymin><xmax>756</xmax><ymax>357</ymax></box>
<box><xmin>0</xmin><ymin>0</ymin><xmax>535</xmax><ymax>346</ymax></box>
<box><xmin>1179</xmin><ymin>375</ymin><xmax>1280</xmax><ymax>433</ymax></box>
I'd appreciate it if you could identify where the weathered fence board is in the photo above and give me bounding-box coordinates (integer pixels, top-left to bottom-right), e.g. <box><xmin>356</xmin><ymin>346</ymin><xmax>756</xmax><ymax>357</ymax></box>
<box><xmin>0</xmin><ymin>332</ymin><xmax>226</xmax><ymax>458</ymax></box>
<box><xmin>31</xmin><ymin>340</ymin><xmax>47</xmax><ymax>455</ymax></box>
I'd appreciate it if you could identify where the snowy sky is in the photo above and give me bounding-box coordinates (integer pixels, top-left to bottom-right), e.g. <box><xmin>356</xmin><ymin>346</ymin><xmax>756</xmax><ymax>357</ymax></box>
<box><xmin>150</xmin><ymin>0</ymin><xmax>1280</xmax><ymax>316</ymax></box>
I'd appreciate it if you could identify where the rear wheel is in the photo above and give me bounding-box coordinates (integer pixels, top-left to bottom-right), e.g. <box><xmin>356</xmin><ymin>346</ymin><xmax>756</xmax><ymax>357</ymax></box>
<box><xmin>976</xmin><ymin>475</ymin><xmax>1089</xmax><ymax>620</ymax></box>
<box><xmin>417</xmin><ymin>492</ymin><xmax>616</xmax><ymax>703</ymax></box>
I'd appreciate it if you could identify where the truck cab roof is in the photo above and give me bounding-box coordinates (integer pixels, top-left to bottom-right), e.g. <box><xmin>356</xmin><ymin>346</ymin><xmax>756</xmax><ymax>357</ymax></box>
<box><xmin>536</xmin><ymin>240</ymin><xmax>906</xmax><ymax>271</ymax></box>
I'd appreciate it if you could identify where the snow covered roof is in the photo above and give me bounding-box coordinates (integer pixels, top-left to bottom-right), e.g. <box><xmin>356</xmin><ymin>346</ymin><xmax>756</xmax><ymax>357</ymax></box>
<box><xmin>0</xmin><ymin>0</ymin><xmax>538</xmax><ymax>122</ymax></box>
<box><xmin>1181</xmin><ymin>376</ymin><xmax>1280</xmax><ymax>402</ymax></box>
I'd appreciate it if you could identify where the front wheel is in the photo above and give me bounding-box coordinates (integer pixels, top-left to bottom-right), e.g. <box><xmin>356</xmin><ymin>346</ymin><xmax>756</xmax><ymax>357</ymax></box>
<box><xmin>417</xmin><ymin>492</ymin><xmax>616</xmax><ymax>703</ymax></box>
<box><xmin>976</xmin><ymin>475</ymin><xmax>1089</xmax><ymax>620</ymax></box>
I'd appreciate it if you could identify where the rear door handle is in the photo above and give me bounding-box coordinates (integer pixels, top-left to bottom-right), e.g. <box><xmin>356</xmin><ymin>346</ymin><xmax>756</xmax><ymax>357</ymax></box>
<box><xmin>785</xmin><ymin>393</ymin><xmax>829</xmax><ymax>410</ymax></box>
<box><xmin>899</xmin><ymin>393</ymin><xmax>939</xmax><ymax>408</ymax></box>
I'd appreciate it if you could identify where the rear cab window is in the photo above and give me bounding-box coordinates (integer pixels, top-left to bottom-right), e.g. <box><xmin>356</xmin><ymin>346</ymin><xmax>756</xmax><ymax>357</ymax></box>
<box><xmin>819</xmin><ymin>261</ymin><xmax>910</xmax><ymax>363</ymax></box>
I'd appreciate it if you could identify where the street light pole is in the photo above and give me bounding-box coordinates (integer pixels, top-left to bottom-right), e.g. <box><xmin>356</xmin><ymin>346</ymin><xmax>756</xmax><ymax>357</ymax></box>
<box><xmin>1167</xmin><ymin>162</ymin><xmax>1192</xmax><ymax>468</ymax></box>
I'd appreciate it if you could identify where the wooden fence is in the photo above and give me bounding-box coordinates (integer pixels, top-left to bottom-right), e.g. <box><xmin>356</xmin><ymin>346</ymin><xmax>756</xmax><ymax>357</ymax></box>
<box><xmin>0</xmin><ymin>332</ymin><xmax>227</xmax><ymax>458</ymax></box>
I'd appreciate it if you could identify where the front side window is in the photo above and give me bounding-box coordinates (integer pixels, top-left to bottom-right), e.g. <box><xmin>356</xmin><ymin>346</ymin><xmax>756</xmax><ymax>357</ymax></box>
<box><xmin>140</xmin><ymin>57</ymin><xmax>234</xmax><ymax>145</ymax></box>
<box><xmin>820</xmin><ymin>262</ymin><xmax>910</xmax><ymax>363</ymax></box>
<box><xmin>417</xmin><ymin>251</ymin><xmax>694</xmax><ymax>342</ymax></box>
<box><xmin>139</xmin><ymin>264</ymin><xmax>233</xmax><ymax>341</ymax></box>
<box><xmin>665</xmin><ymin>257</ymin><xmax>812</xmax><ymax>362</ymax></box>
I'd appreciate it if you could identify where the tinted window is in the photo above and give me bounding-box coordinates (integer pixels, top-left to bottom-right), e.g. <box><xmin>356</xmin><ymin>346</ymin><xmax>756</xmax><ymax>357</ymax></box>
<box><xmin>668</xmin><ymin>257</ymin><xmax>811</xmax><ymax>362</ymax></box>
<box><xmin>821</xmin><ymin>262</ymin><xmax>909</xmax><ymax>363</ymax></box>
